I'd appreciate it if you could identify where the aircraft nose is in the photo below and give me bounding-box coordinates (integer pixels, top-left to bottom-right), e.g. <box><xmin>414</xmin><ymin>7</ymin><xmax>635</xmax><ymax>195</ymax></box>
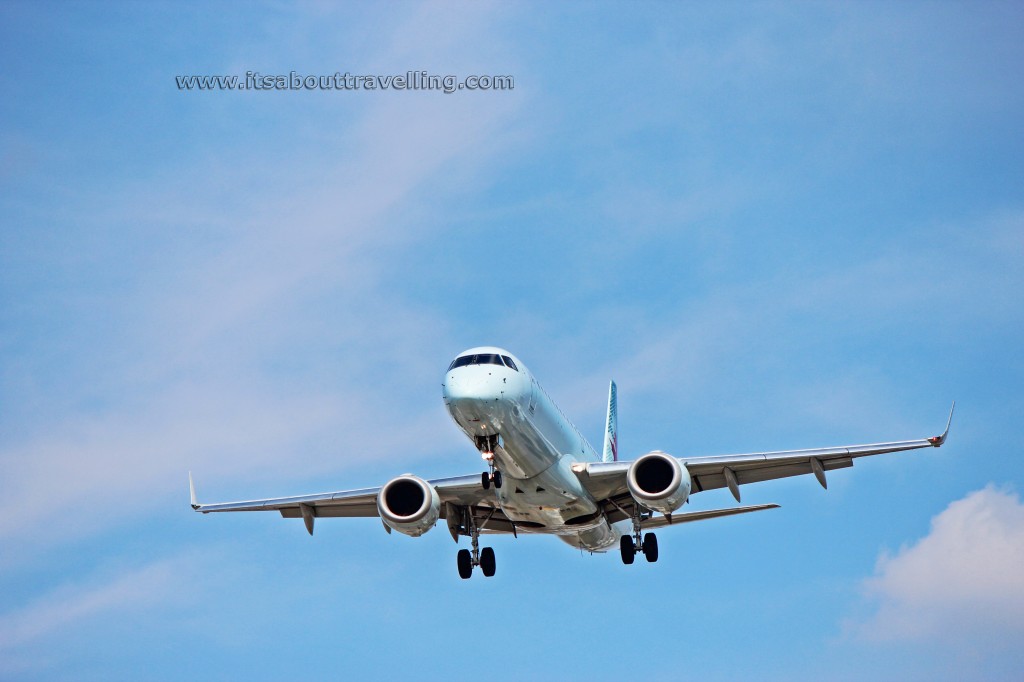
<box><xmin>443</xmin><ymin>365</ymin><xmax>528</xmax><ymax>407</ymax></box>
<box><xmin>443</xmin><ymin>367</ymin><xmax>498</xmax><ymax>404</ymax></box>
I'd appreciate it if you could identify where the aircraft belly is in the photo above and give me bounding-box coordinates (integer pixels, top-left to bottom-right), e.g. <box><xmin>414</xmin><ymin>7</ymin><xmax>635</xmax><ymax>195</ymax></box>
<box><xmin>496</xmin><ymin>454</ymin><xmax>610</xmax><ymax>543</ymax></box>
<box><xmin>499</xmin><ymin>495</ymin><xmax>596</xmax><ymax>528</ymax></box>
<box><xmin>496</xmin><ymin>409</ymin><xmax>560</xmax><ymax>479</ymax></box>
<box><xmin>556</xmin><ymin>522</ymin><xmax>621</xmax><ymax>552</ymax></box>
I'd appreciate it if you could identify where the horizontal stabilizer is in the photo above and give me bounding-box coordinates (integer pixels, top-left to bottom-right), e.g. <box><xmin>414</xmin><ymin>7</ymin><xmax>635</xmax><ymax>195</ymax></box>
<box><xmin>642</xmin><ymin>503</ymin><xmax>779</xmax><ymax>530</ymax></box>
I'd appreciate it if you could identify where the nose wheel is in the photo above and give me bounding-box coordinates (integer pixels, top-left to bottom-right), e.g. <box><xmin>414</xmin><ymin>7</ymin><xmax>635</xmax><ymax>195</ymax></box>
<box><xmin>481</xmin><ymin>469</ymin><xmax>502</xmax><ymax>490</ymax></box>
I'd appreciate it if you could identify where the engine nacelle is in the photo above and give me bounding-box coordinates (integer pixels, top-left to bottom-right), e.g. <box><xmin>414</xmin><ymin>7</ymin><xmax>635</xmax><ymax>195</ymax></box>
<box><xmin>626</xmin><ymin>451</ymin><xmax>691</xmax><ymax>515</ymax></box>
<box><xmin>377</xmin><ymin>475</ymin><xmax>441</xmax><ymax>537</ymax></box>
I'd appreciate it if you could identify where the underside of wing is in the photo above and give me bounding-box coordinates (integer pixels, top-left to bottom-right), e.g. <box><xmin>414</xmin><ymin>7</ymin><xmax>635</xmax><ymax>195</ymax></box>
<box><xmin>682</xmin><ymin>435</ymin><xmax>942</xmax><ymax>502</ymax></box>
<box><xmin>189</xmin><ymin>472</ymin><xmax>504</xmax><ymax>535</ymax></box>
<box><xmin>577</xmin><ymin>403</ymin><xmax>954</xmax><ymax>508</ymax></box>
<box><xmin>191</xmin><ymin>479</ymin><xmax>381</xmax><ymax>516</ymax></box>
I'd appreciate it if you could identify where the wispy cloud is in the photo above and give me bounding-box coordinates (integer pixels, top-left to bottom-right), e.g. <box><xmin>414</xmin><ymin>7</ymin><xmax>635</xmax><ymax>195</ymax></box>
<box><xmin>542</xmin><ymin>208</ymin><xmax>1022</xmax><ymax>434</ymax></box>
<box><xmin>0</xmin><ymin>2</ymin><xmax>524</xmax><ymax>557</ymax></box>
<box><xmin>0</xmin><ymin>553</ymin><xmax>196</xmax><ymax>651</ymax></box>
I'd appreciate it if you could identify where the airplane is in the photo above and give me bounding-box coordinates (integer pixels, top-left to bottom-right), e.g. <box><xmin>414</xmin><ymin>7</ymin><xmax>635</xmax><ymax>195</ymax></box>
<box><xmin>190</xmin><ymin>346</ymin><xmax>954</xmax><ymax>579</ymax></box>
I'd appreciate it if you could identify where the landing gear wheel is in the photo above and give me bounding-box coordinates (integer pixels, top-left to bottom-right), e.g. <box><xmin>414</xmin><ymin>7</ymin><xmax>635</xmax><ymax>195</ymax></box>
<box><xmin>492</xmin><ymin>470</ymin><xmax>503</xmax><ymax>489</ymax></box>
<box><xmin>642</xmin><ymin>532</ymin><xmax>659</xmax><ymax>563</ymax></box>
<box><xmin>480</xmin><ymin>547</ymin><xmax>496</xmax><ymax>577</ymax></box>
<box><xmin>457</xmin><ymin>549</ymin><xmax>473</xmax><ymax>579</ymax></box>
<box><xmin>620</xmin><ymin>535</ymin><xmax>635</xmax><ymax>565</ymax></box>
<box><xmin>481</xmin><ymin>472</ymin><xmax>491</xmax><ymax>490</ymax></box>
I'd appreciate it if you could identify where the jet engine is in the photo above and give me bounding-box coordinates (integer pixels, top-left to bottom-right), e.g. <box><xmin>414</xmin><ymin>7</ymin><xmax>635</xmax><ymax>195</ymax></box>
<box><xmin>377</xmin><ymin>475</ymin><xmax>441</xmax><ymax>537</ymax></box>
<box><xmin>626</xmin><ymin>451</ymin><xmax>691</xmax><ymax>515</ymax></box>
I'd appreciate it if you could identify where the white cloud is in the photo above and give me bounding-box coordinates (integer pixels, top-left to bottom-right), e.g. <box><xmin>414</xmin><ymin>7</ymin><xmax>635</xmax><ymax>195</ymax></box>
<box><xmin>853</xmin><ymin>485</ymin><xmax>1024</xmax><ymax>647</ymax></box>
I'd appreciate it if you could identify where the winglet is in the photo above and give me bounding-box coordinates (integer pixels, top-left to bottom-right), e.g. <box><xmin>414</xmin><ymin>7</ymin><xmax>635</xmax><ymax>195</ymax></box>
<box><xmin>928</xmin><ymin>401</ymin><xmax>955</xmax><ymax>447</ymax></box>
<box><xmin>189</xmin><ymin>471</ymin><xmax>200</xmax><ymax>510</ymax></box>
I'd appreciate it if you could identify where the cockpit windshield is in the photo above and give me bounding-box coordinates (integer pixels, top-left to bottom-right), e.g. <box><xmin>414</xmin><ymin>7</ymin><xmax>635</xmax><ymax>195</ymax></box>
<box><xmin>448</xmin><ymin>354</ymin><xmax>519</xmax><ymax>371</ymax></box>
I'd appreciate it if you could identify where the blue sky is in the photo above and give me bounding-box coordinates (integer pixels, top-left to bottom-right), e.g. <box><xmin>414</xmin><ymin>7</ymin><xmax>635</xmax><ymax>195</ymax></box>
<box><xmin>1</xmin><ymin>2</ymin><xmax>1022</xmax><ymax>680</ymax></box>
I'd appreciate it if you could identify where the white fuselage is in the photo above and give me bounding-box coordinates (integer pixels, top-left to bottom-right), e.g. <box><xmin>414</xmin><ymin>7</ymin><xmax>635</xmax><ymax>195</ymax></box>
<box><xmin>442</xmin><ymin>347</ymin><xmax>629</xmax><ymax>551</ymax></box>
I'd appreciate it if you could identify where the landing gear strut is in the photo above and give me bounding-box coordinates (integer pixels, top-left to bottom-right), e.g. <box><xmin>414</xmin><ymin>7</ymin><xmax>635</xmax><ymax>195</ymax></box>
<box><xmin>455</xmin><ymin>509</ymin><xmax>497</xmax><ymax>579</ymax></box>
<box><xmin>620</xmin><ymin>506</ymin><xmax>658</xmax><ymax>565</ymax></box>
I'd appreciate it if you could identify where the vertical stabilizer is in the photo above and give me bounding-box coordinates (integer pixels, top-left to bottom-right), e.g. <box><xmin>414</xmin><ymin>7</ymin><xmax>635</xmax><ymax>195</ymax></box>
<box><xmin>602</xmin><ymin>381</ymin><xmax>618</xmax><ymax>462</ymax></box>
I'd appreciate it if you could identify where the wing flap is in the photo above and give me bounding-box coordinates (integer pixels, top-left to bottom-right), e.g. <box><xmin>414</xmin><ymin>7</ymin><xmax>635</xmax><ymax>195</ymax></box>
<box><xmin>279</xmin><ymin>503</ymin><xmax>378</xmax><ymax>518</ymax></box>
<box><xmin>692</xmin><ymin>457</ymin><xmax>853</xmax><ymax>493</ymax></box>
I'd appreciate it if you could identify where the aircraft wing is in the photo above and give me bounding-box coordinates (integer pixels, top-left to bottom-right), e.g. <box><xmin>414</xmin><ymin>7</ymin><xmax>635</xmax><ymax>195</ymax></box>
<box><xmin>577</xmin><ymin>403</ymin><xmax>954</xmax><ymax>505</ymax></box>
<box><xmin>190</xmin><ymin>473</ymin><xmax>494</xmax><ymax>519</ymax></box>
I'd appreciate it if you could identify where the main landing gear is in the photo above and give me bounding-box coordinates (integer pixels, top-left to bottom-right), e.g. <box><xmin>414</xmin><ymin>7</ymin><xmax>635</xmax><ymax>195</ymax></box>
<box><xmin>620</xmin><ymin>507</ymin><xmax>658</xmax><ymax>564</ymax></box>
<box><xmin>457</xmin><ymin>513</ymin><xmax>496</xmax><ymax>579</ymax></box>
<box><xmin>619</xmin><ymin>532</ymin><xmax>658</xmax><ymax>564</ymax></box>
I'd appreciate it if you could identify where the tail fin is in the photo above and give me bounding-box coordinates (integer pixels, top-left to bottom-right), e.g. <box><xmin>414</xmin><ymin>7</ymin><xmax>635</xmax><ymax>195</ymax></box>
<box><xmin>602</xmin><ymin>381</ymin><xmax>618</xmax><ymax>462</ymax></box>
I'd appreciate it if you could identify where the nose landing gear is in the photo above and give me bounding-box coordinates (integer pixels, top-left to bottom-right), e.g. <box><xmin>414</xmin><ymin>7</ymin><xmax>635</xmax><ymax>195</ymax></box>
<box><xmin>481</xmin><ymin>468</ymin><xmax>503</xmax><ymax>490</ymax></box>
<box><xmin>477</xmin><ymin>435</ymin><xmax>502</xmax><ymax>490</ymax></box>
